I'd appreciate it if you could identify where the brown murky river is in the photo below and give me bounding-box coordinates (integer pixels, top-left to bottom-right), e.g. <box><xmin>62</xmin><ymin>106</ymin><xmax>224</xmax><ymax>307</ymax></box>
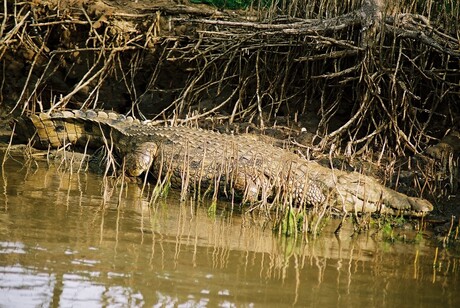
<box><xmin>0</xmin><ymin>150</ymin><xmax>459</xmax><ymax>307</ymax></box>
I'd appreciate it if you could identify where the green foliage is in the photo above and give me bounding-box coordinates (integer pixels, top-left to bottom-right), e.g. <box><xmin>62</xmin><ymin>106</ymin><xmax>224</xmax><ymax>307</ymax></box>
<box><xmin>280</xmin><ymin>209</ymin><xmax>296</xmax><ymax>236</ymax></box>
<box><xmin>379</xmin><ymin>216</ymin><xmax>426</xmax><ymax>244</ymax></box>
<box><xmin>274</xmin><ymin>208</ymin><xmax>305</xmax><ymax>237</ymax></box>
<box><xmin>382</xmin><ymin>221</ymin><xmax>395</xmax><ymax>241</ymax></box>
<box><xmin>414</xmin><ymin>232</ymin><xmax>424</xmax><ymax>243</ymax></box>
<box><xmin>152</xmin><ymin>180</ymin><xmax>171</xmax><ymax>199</ymax></box>
<box><xmin>207</xmin><ymin>199</ymin><xmax>217</xmax><ymax>217</ymax></box>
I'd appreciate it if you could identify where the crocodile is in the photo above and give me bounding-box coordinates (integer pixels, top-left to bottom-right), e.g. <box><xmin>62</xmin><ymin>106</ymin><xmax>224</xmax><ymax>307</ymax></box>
<box><xmin>14</xmin><ymin>110</ymin><xmax>433</xmax><ymax>217</ymax></box>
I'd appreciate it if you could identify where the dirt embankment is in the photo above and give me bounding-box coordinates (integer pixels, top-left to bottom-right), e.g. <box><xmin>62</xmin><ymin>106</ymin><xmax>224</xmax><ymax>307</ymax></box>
<box><xmin>1</xmin><ymin>0</ymin><xmax>459</xmax><ymax>223</ymax></box>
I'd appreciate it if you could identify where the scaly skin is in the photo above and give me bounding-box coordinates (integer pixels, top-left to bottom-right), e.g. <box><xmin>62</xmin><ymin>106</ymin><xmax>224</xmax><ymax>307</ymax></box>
<box><xmin>14</xmin><ymin>110</ymin><xmax>433</xmax><ymax>216</ymax></box>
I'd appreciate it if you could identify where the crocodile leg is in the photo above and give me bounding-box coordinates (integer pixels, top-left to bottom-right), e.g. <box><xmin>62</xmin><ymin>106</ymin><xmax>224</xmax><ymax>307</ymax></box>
<box><xmin>124</xmin><ymin>142</ymin><xmax>158</xmax><ymax>177</ymax></box>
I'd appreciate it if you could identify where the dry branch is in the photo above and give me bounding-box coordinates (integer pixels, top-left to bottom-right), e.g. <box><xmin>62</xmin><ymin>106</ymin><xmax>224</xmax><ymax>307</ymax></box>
<box><xmin>1</xmin><ymin>0</ymin><xmax>459</xmax><ymax>201</ymax></box>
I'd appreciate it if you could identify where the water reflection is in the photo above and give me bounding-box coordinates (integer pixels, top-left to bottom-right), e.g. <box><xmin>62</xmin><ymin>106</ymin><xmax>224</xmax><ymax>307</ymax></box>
<box><xmin>0</xmin><ymin>151</ymin><xmax>459</xmax><ymax>307</ymax></box>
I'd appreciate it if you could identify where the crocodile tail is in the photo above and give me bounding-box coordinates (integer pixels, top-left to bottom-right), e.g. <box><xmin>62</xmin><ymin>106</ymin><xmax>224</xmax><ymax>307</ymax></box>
<box><xmin>15</xmin><ymin>110</ymin><xmax>140</xmax><ymax>150</ymax></box>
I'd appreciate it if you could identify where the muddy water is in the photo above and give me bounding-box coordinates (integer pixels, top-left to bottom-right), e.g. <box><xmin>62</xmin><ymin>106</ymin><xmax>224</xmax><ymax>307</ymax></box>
<box><xmin>0</xmin><ymin>151</ymin><xmax>458</xmax><ymax>307</ymax></box>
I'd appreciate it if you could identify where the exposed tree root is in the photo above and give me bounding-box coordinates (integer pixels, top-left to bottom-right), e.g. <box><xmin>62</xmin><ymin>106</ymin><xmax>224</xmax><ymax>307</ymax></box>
<box><xmin>1</xmin><ymin>0</ymin><xmax>459</xmax><ymax>204</ymax></box>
